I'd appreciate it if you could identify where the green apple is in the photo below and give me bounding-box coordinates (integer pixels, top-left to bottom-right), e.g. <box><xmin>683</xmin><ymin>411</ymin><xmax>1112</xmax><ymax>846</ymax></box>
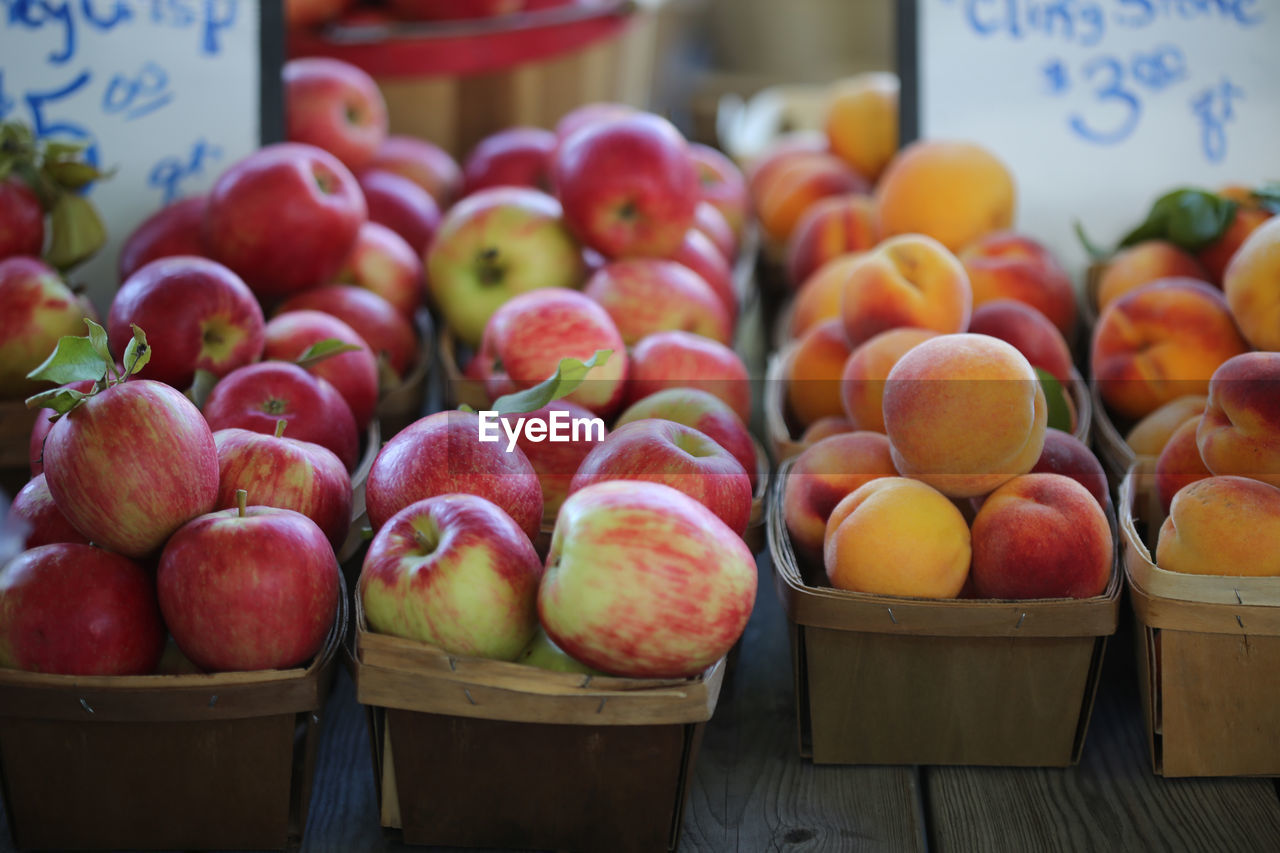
<box><xmin>516</xmin><ymin>627</ymin><xmax>603</xmax><ymax>675</ymax></box>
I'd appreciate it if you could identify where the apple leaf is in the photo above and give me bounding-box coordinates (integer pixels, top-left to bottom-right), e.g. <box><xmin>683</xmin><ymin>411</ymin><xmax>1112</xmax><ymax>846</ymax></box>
<box><xmin>23</xmin><ymin>385</ymin><xmax>90</xmax><ymax>417</ymax></box>
<box><xmin>1036</xmin><ymin>368</ymin><xmax>1072</xmax><ymax>433</ymax></box>
<box><xmin>295</xmin><ymin>338</ymin><xmax>362</xmax><ymax>370</ymax></box>
<box><xmin>86</xmin><ymin>316</ymin><xmax>111</xmax><ymax>367</ymax></box>
<box><xmin>122</xmin><ymin>324</ymin><xmax>151</xmax><ymax>376</ymax></box>
<box><xmin>25</xmin><ymin>322</ymin><xmax>111</xmax><ymax>389</ymax></box>
<box><xmin>45</xmin><ymin>192</ymin><xmax>107</xmax><ymax>271</ymax></box>
<box><xmin>489</xmin><ymin>350</ymin><xmax>612</xmax><ymax>416</ymax></box>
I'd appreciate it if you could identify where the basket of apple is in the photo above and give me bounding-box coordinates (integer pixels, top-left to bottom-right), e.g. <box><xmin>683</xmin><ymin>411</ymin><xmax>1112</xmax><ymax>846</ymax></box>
<box><xmin>0</xmin><ymin>326</ymin><xmax>348</xmax><ymax>851</ymax></box>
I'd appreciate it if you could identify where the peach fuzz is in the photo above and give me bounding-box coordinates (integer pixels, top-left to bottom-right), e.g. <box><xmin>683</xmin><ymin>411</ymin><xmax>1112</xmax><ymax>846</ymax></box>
<box><xmin>839</xmin><ymin>233</ymin><xmax>972</xmax><ymax>347</ymax></box>
<box><xmin>822</xmin><ymin>477</ymin><xmax>971</xmax><ymax>598</ymax></box>
<box><xmin>1224</xmin><ymin>215</ymin><xmax>1280</xmax><ymax>351</ymax></box>
<box><xmin>755</xmin><ymin>151</ymin><xmax>869</xmax><ymax>246</ymax></box>
<box><xmin>1196</xmin><ymin>352</ymin><xmax>1280</xmax><ymax>488</ymax></box>
<box><xmin>1030</xmin><ymin>428</ymin><xmax>1109</xmax><ymax>509</ymax></box>
<box><xmin>970</xmin><ymin>473</ymin><xmax>1112</xmax><ymax>600</ymax></box>
<box><xmin>800</xmin><ymin>416</ymin><xmax>854</xmax><ymax>443</ymax></box>
<box><xmin>785</xmin><ymin>318</ymin><xmax>855</xmax><ymax>428</ymax></box>
<box><xmin>823</xmin><ymin>72</ymin><xmax>899</xmax><ymax>184</ymax></box>
<box><xmin>967</xmin><ymin>299</ymin><xmax>1074</xmax><ymax>385</ymax></box>
<box><xmin>784</xmin><ymin>193</ymin><xmax>879</xmax><ymax>291</ymax></box>
<box><xmin>1154</xmin><ymin>417</ymin><xmax>1211</xmax><ymax>515</ymax></box>
<box><xmin>1124</xmin><ymin>395</ymin><xmax>1207</xmax><ymax>457</ymax></box>
<box><xmin>960</xmin><ymin>231</ymin><xmax>1077</xmax><ymax>338</ymax></box>
<box><xmin>875</xmin><ymin>139</ymin><xmax>1015</xmax><ymax>252</ymax></box>
<box><xmin>1156</xmin><ymin>476</ymin><xmax>1280</xmax><ymax>577</ymax></box>
<box><xmin>839</xmin><ymin>327</ymin><xmax>938</xmax><ymax>433</ymax></box>
<box><xmin>1090</xmin><ymin>279</ymin><xmax>1249</xmax><ymax>422</ymax></box>
<box><xmin>1095</xmin><ymin>240</ymin><xmax>1207</xmax><ymax>312</ymax></box>
<box><xmin>883</xmin><ymin>333</ymin><xmax>1047</xmax><ymax>499</ymax></box>
<box><xmin>782</xmin><ymin>431</ymin><xmax>898</xmax><ymax>565</ymax></box>
<box><xmin>789</xmin><ymin>253</ymin><xmax>864</xmax><ymax>340</ymax></box>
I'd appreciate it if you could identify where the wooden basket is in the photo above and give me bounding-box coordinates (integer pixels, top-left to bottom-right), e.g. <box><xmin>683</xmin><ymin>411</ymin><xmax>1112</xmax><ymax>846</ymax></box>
<box><xmin>1118</xmin><ymin>466</ymin><xmax>1280</xmax><ymax>777</ymax></box>
<box><xmin>766</xmin><ymin>458</ymin><xmax>1121</xmax><ymax>766</ymax></box>
<box><xmin>353</xmin><ymin>592</ymin><xmax>724</xmax><ymax>852</ymax></box>
<box><xmin>0</xmin><ymin>577</ymin><xmax>348</xmax><ymax>850</ymax></box>
<box><xmin>373</xmin><ymin>308</ymin><xmax>435</xmax><ymax>441</ymax></box>
<box><xmin>0</xmin><ymin>399</ymin><xmax>38</xmax><ymax>500</ymax></box>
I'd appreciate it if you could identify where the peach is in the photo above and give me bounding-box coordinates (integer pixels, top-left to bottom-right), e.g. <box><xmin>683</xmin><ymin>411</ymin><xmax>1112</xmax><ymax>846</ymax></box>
<box><xmin>960</xmin><ymin>231</ymin><xmax>1077</xmax><ymax>337</ymax></box>
<box><xmin>839</xmin><ymin>234</ymin><xmax>972</xmax><ymax>346</ymax></box>
<box><xmin>1124</xmin><ymin>395</ymin><xmax>1207</xmax><ymax>457</ymax></box>
<box><xmin>1198</xmin><ymin>204</ymin><xmax>1272</xmax><ymax>286</ymax></box>
<box><xmin>745</xmin><ymin>131</ymin><xmax>828</xmax><ymax>201</ymax></box>
<box><xmin>823</xmin><ymin>477</ymin><xmax>971</xmax><ymax>598</ymax></box>
<box><xmin>875</xmin><ymin>139</ymin><xmax>1015</xmax><ymax>252</ymax></box>
<box><xmin>1030</xmin><ymin>428</ymin><xmax>1109</xmax><ymax>508</ymax></box>
<box><xmin>967</xmin><ymin>299</ymin><xmax>1074</xmax><ymax>385</ymax></box>
<box><xmin>1224</xmin><ymin>215</ymin><xmax>1280</xmax><ymax>351</ymax></box>
<box><xmin>824</xmin><ymin>72</ymin><xmax>899</xmax><ymax>184</ymax></box>
<box><xmin>839</xmin><ymin>327</ymin><xmax>938</xmax><ymax>433</ymax></box>
<box><xmin>789</xmin><ymin>253</ymin><xmax>863</xmax><ymax>340</ymax></box>
<box><xmin>1196</xmin><ymin>352</ymin><xmax>1280</xmax><ymax>488</ymax></box>
<box><xmin>1095</xmin><ymin>240</ymin><xmax>1208</xmax><ymax>311</ymax></box>
<box><xmin>1154</xmin><ymin>416</ymin><xmax>1211</xmax><ymax>515</ymax></box>
<box><xmin>970</xmin><ymin>473</ymin><xmax>1112</xmax><ymax>599</ymax></box>
<box><xmin>1090</xmin><ymin>279</ymin><xmax>1249</xmax><ymax>422</ymax></box>
<box><xmin>800</xmin><ymin>416</ymin><xmax>853</xmax><ymax>443</ymax></box>
<box><xmin>883</xmin><ymin>333</ymin><xmax>1047</xmax><ymax>498</ymax></box>
<box><xmin>755</xmin><ymin>151</ymin><xmax>869</xmax><ymax>246</ymax></box>
<box><xmin>1156</xmin><ymin>476</ymin><xmax>1280</xmax><ymax>576</ymax></box>
<box><xmin>785</xmin><ymin>318</ymin><xmax>855</xmax><ymax>428</ymax></box>
<box><xmin>784</xmin><ymin>193</ymin><xmax>879</xmax><ymax>291</ymax></box>
<box><xmin>782</xmin><ymin>431</ymin><xmax>898</xmax><ymax>564</ymax></box>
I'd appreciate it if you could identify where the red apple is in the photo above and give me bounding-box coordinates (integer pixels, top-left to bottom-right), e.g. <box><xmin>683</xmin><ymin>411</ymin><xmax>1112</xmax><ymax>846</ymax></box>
<box><xmin>692</xmin><ymin>200</ymin><xmax>737</xmax><ymax>262</ymax></box>
<box><xmin>213</xmin><ymin>425</ymin><xmax>353</xmax><ymax>551</ymax></box>
<box><xmin>10</xmin><ymin>473</ymin><xmax>90</xmax><ymax>547</ymax></box>
<box><xmin>263</xmin><ymin>309</ymin><xmax>380</xmax><ymax>430</ymax></box>
<box><xmin>107</xmin><ymin>256</ymin><xmax>265</xmax><ymax>391</ymax></box>
<box><xmin>614</xmin><ymin>388</ymin><xmax>758</xmax><ymax>489</ymax></box>
<box><xmin>553</xmin><ymin>102</ymin><xmax>640</xmax><ymax>144</ymax></box>
<box><xmin>500</xmin><ymin>401</ymin><xmax>607</xmax><ymax>518</ymax></box>
<box><xmin>117</xmin><ymin>196</ymin><xmax>209</xmax><ymax>281</ymax></box>
<box><xmin>336</xmin><ymin>220</ymin><xmax>425</xmax><ymax>319</ymax></box>
<box><xmin>0</xmin><ymin>543</ymin><xmax>165</xmax><ymax>675</ymax></box>
<box><xmin>0</xmin><ymin>176</ymin><xmax>44</xmax><ymax>261</ymax></box>
<box><xmin>285</xmin><ymin>0</ymin><xmax>354</xmax><ymax>28</ymax></box>
<box><xmin>538</xmin><ymin>480</ymin><xmax>756</xmax><ymax>678</ymax></box>
<box><xmin>360</xmin><ymin>493</ymin><xmax>543</xmax><ymax>659</ymax></box>
<box><xmin>626</xmin><ymin>330</ymin><xmax>752</xmax><ymax>424</ymax></box>
<box><xmin>462</xmin><ymin>126</ymin><xmax>556</xmax><ymax>196</ymax></box>
<box><xmin>584</xmin><ymin>258</ymin><xmax>733</xmax><ymax>346</ymax></box>
<box><xmin>688</xmin><ymin>142</ymin><xmax>749</xmax><ymax>240</ymax></box>
<box><xmin>203</xmin><ymin>361</ymin><xmax>360</xmax><ymax>471</ymax></box>
<box><xmin>554</xmin><ymin>113</ymin><xmax>700</xmax><ymax>258</ymax></box>
<box><xmin>278</xmin><ymin>284</ymin><xmax>418</xmax><ymax>379</ymax></box>
<box><xmin>0</xmin><ymin>257</ymin><xmax>89</xmax><ymax>400</ymax></box>
<box><xmin>368</xmin><ymin>134</ymin><xmax>461</xmax><ymax>208</ymax></box>
<box><xmin>27</xmin><ymin>380</ymin><xmax>95</xmax><ymax>477</ymax></box>
<box><xmin>203</xmin><ymin>142</ymin><xmax>366</xmax><ymax>300</ymax></box>
<box><xmin>284</xmin><ymin>57</ymin><xmax>388</xmax><ymax>173</ymax></box>
<box><xmin>42</xmin><ymin>379</ymin><xmax>220</xmax><ymax>558</ymax></box>
<box><xmin>569</xmin><ymin>418</ymin><xmax>752</xmax><ymax>536</ymax></box>
<box><xmin>157</xmin><ymin>500</ymin><xmax>340</xmax><ymax>672</ymax></box>
<box><xmin>670</xmin><ymin>227</ymin><xmax>737</xmax><ymax>321</ymax></box>
<box><xmin>357</xmin><ymin>168</ymin><xmax>441</xmax><ymax>257</ymax></box>
<box><xmin>365</xmin><ymin>409</ymin><xmax>543</xmax><ymax>538</ymax></box>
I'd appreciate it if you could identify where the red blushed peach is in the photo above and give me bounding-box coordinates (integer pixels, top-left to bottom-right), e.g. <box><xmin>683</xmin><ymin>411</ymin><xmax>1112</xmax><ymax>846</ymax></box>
<box><xmin>1095</xmin><ymin>240</ymin><xmax>1208</xmax><ymax>311</ymax></box>
<box><xmin>1124</xmin><ymin>395</ymin><xmax>1206</xmax><ymax>457</ymax></box>
<box><xmin>755</xmin><ymin>152</ymin><xmax>869</xmax><ymax>247</ymax></box>
<box><xmin>745</xmin><ymin>132</ymin><xmax>828</xmax><ymax>203</ymax></box>
<box><xmin>784</xmin><ymin>193</ymin><xmax>879</xmax><ymax>291</ymax></box>
<box><xmin>839</xmin><ymin>327</ymin><xmax>938</xmax><ymax>433</ymax></box>
<box><xmin>1156</xmin><ymin>476</ymin><xmax>1280</xmax><ymax>576</ymax></box>
<box><xmin>960</xmin><ymin>231</ymin><xmax>1077</xmax><ymax>338</ymax></box>
<box><xmin>1223</xmin><ymin>215</ymin><xmax>1280</xmax><ymax>352</ymax></box>
<box><xmin>782</xmin><ymin>431</ymin><xmax>898</xmax><ymax>565</ymax></box>
<box><xmin>1030</xmin><ymin>428</ymin><xmax>1109</xmax><ymax>509</ymax></box>
<box><xmin>785</xmin><ymin>319</ymin><xmax>855</xmax><ymax>428</ymax></box>
<box><xmin>1196</xmin><ymin>352</ymin><xmax>1280</xmax><ymax>488</ymax></box>
<box><xmin>839</xmin><ymin>234</ymin><xmax>972</xmax><ymax>347</ymax></box>
<box><xmin>967</xmin><ymin>299</ymin><xmax>1074</xmax><ymax>386</ymax></box>
<box><xmin>789</xmin><ymin>253</ymin><xmax>864</xmax><ymax>341</ymax></box>
<box><xmin>1155</xmin><ymin>416</ymin><xmax>1211</xmax><ymax>515</ymax></box>
<box><xmin>883</xmin><ymin>333</ymin><xmax>1047</xmax><ymax>499</ymax></box>
<box><xmin>1091</xmin><ymin>279</ymin><xmax>1250</xmax><ymax>422</ymax></box>
<box><xmin>970</xmin><ymin>473</ymin><xmax>1112</xmax><ymax>599</ymax></box>
<box><xmin>800</xmin><ymin>416</ymin><xmax>854</xmax><ymax>443</ymax></box>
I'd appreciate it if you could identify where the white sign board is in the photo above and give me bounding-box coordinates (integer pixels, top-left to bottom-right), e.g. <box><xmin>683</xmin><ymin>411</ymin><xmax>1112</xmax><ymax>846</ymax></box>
<box><xmin>1</xmin><ymin>0</ymin><xmax>284</xmax><ymax>312</ymax></box>
<box><xmin>899</xmin><ymin>0</ymin><xmax>1280</xmax><ymax>279</ymax></box>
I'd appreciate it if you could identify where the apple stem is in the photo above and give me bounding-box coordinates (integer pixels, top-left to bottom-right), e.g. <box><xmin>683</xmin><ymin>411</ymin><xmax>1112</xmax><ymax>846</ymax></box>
<box><xmin>236</xmin><ymin>489</ymin><xmax>248</xmax><ymax>518</ymax></box>
<box><xmin>413</xmin><ymin>525</ymin><xmax>439</xmax><ymax>555</ymax></box>
<box><xmin>274</xmin><ymin>419</ymin><xmax>287</xmax><ymax>439</ymax></box>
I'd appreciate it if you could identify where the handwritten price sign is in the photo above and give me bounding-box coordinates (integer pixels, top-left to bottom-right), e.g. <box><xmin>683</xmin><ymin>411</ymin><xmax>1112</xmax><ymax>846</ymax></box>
<box><xmin>901</xmin><ymin>0</ymin><xmax>1279</xmax><ymax>277</ymax></box>
<box><xmin>0</xmin><ymin>1</ymin><xmax>283</xmax><ymax>311</ymax></box>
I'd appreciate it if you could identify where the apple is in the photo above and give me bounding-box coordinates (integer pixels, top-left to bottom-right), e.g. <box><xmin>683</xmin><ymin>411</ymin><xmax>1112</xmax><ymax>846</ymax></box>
<box><xmin>626</xmin><ymin>330</ymin><xmax>752</xmax><ymax>424</ymax></box>
<box><xmin>107</xmin><ymin>256</ymin><xmax>265</xmax><ymax>391</ymax></box>
<box><xmin>387</xmin><ymin>0</ymin><xmax>528</xmax><ymax>22</ymax></box>
<box><xmin>516</xmin><ymin>627</ymin><xmax>602</xmax><ymax>674</ymax></box>
<box><xmin>0</xmin><ymin>176</ymin><xmax>44</xmax><ymax>261</ymax></box>
<box><xmin>357</xmin><ymin>168</ymin><xmax>441</xmax><ymax>257</ymax></box>
<box><xmin>688</xmin><ymin>142</ymin><xmax>749</xmax><ymax>240</ymax></box>
<box><xmin>278</xmin><ymin>284</ymin><xmax>419</xmax><ymax>378</ymax></box>
<box><xmin>213</xmin><ymin>424</ymin><xmax>353</xmax><ymax>551</ymax></box>
<box><xmin>426</xmin><ymin>187</ymin><xmax>586</xmax><ymax>347</ymax></box>
<box><xmin>553</xmin><ymin>102</ymin><xmax>640</xmax><ymax>144</ymax></box>
<box><xmin>263</xmin><ymin>309</ymin><xmax>380</xmax><ymax>430</ymax></box>
<box><xmin>42</xmin><ymin>378</ymin><xmax>220</xmax><ymax>558</ymax></box>
<box><xmin>203</xmin><ymin>142</ymin><xmax>366</xmax><ymax>301</ymax></box>
<box><xmin>554</xmin><ymin>113</ymin><xmax>700</xmax><ymax>259</ymax></box>
<box><xmin>462</xmin><ymin>126</ymin><xmax>557</xmax><ymax>196</ymax></box>
<box><xmin>692</xmin><ymin>200</ymin><xmax>737</xmax><ymax>262</ymax></box>
<box><xmin>203</xmin><ymin>361</ymin><xmax>361</xmax><ymax>471</ymax></box>
<box><xmin>285</xmin><ymin>0</ymin><xmax>353</xmax><ymax>28</ymax></box>
<box><xmin>476</xmin><ymin>289</ymin><xmax>628</xmax><ymax>416</ymax></box>
<box><xmin>670</xmin><ymin>227</ymin><xmax>737</xmax><ymax>320</ymax></box>
<box><xmin>365</xmin><ymin>409</ymin><xmax>543</xmax><ymax>538</ymax></box>
<box><xmin>284</xmin><ymin>57</ymin><xmax>388</xmax><ymax>173</ymax></box>
<box><xmin>500</xmin><ymin>400</ymin><xmax>607</xmax><ymax>519</ymax></box>
<box><xmin>0</xmin><ymin>257</ymin><xmax>89</xmax><ymax>400</ymax></box>
<box><xmin>27</xmin><ymin>380</ymin><xmax>95</xmax><ymax>477</ymax></box>
<box><xmin>117</xmin><ymin>196</ymin><xmax>209</xmax><ymax>280</ymax></box>
<box><xmin>361</xmin><ymin>493</ymin><xmax>543</xmax><ymax>660</ymax></box>
<box><xmin>614</xmin><ymin>388</ymin><xmax>758</xmax><ymax>489</ymax></box>
<box><xmin>157</xmin><ymin>498</ymin><xmax>340</xmax><ymax>672</ymax></box>
<box><xmin>336</xmin><ymin>221</ymin><xmax>425</xmax><ymax>319</ymax></box>
<box><xmin>539</xmin><ymin>480</ymin><xmax>757</xmax><ymax>678</ymax></box>
<box><xmin>10</xmin><ymin>473</ymin><xmax>90</xmax><ymax>547</ymax></box>
<box><xmin>368</xmin><ymin>134</ymin><xmax>462</xmax><ymax>207</ymax></box>
<box><xmin>569</xmin><ymin>418</ymin><xmax>752</xmax><ymax>536</ymax></box>
<box><xmin>0</xmin><ymin>543</ymin><xmax>165</xmax><ymax>675</ymax></box>
<box><xmin>584</xmin><ymin>258</ymin><xmax>733</xmax><ymax>346</ymax></box>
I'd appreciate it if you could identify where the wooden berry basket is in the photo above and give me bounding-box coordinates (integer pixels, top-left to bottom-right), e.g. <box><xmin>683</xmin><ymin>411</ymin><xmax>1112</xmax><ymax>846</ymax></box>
<box><xmin>352</xmin><ymin>592</ymin><xmax>724</xmax><ymax>852</ymax></box>
<box><xmin>1090</xmin><ymin>378</ymin><xmax>1141</xmax><ymax>493</ymax></box>
<box><xmin>766</xmin><ymin>457</ymin><xmax>1121</xmax><ymax>766</ymax></box>
<box><xmin>373</xmin><ymin>308</ymin><xmax>436</xmax><ymax>441</ymax></box>
<box><xmin>0</xmin><ymin>399</ymin><xmax>38</xmax><ymax>500</ymax></box>
<box><xmin>1119</xmin><ymin>465</ymin><xmax>1280</xmax><ymax>777</ymax></box>
<box><xmin>0</xmin><ymin>577</ymin><xmax>347</xmax><ymax>850</ymax></box>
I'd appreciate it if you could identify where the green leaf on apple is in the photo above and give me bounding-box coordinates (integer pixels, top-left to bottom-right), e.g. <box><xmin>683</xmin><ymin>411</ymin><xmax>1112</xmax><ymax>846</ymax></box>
<box><xmin>1036</xmin><ymin>368</ymin><xmax>1072</xmax><ymax>433</ymax></box>
<box><xmin>25</xmin><ymin>323</ymin><xmax>111</xmax><ymax>388</ymax></box>
<box><xmin>489</xmin><ymin>350</ymin><xmax>613</xmax><ymax>416</ymax></box>
<box><xmin>23</xmin><ymin>385</ymin><xmax>90</xmax><ymax>417</ymax></box>
<box><xmin>295</xmin><ymin>338</ymin><xmax>362</xmax><ymax>370</ymax></box>
<box><xmin>86</xmin><ymin>316</ymin><xmax>112</xmax><ymax>366</ymax></box>
<box><xmin>44</xmin><ymin>192</ymin><xmax>107</xmax><ymax>271</ymax></box>
<box><xmin>122</xmin><ymin>323</ymin><xmax>151</xmax><ymax>376</ymax></box>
